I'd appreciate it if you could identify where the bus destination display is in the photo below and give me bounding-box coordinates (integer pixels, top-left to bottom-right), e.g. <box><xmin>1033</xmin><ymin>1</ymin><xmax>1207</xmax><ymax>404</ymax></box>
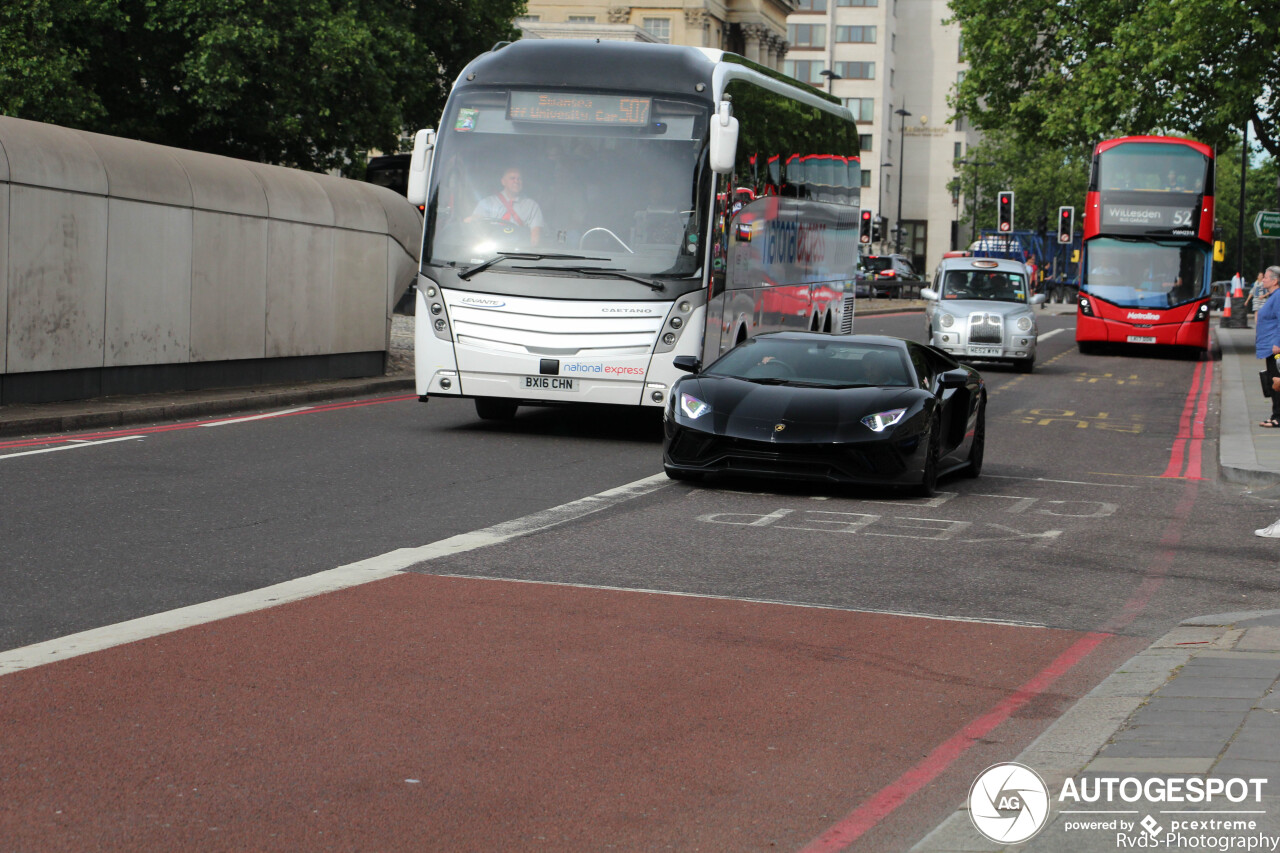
<box><xmin>508</xmin><ymin>92</ymin><xmax>651</xmax><ymax>125</ymax></box>
<box><xmin>1101</xmin><ymin>203</ymin><xmax>1196</xmax><ymax>232</ymax></box>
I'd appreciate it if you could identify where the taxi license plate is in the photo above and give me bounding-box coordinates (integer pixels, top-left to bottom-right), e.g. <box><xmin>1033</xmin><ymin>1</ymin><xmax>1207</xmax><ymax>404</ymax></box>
<box><xmin>1127</xmin><ymin>336</ymin><xmax>1157</xmax><ymax>344</ymax></box>
<box><xmin>522</xmin><ymin>375</ymin><xmax>577</xmax><ymax>391</ymax></box>
<box><xmin>968</xmin><ymin>345</ymin><xmax>1001</xmax><ymax>356</ymax></box>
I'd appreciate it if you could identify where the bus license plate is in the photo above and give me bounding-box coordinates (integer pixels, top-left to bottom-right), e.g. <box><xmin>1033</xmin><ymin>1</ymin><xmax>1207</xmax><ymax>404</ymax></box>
<box><xmin>1126</xmin><ymin>336</ymin><xmax>1157</xmax><ymax>344</ymax></box>
<box><xmin>968</xmin><ymin>345</ymin><xmax>1001</xmax><ymax>356</ymax></box>
<box><xmin>523</xmin><ymin>375</ymin><xmax>577</xmax><ymax>392</ymax></box>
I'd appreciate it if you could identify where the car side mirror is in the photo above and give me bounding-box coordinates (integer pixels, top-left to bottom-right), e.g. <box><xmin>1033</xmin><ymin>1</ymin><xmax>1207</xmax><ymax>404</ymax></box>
<box><xmin>1029</xmin><ymin>293</ymin><xmax>1046</xmax><ymax>305</ymax></box>
<box><xmin>673</xmin><ymin>355</ymin><xmax>702</xmax><ymax>374</ymax></box>
<box><xmin>938</xmin><ymin>368</ymin><xmax>969</xmax><ymax>390</ymax></box>
<box><xmin>920</xmin><ymin>287</ymin><xmax>939</xmax><ymax>301</ymax></box>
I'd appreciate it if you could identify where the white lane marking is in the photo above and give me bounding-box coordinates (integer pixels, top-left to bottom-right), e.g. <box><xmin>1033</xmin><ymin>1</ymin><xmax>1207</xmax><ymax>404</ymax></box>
<box><xmin>0</xmin><ymin>435</ymin><xmax>144</xmax><ymax>460</ymax></box>
<box><xmin>200</xmin><ymin>407</ymin><xmax>312</xmax><ymax>427</ymax></box>
<box><xmin>430</xmin><ymin>573</ymin><xmax>1050</xmax><ymax>629</ymax></box>
<box><xmin>982</xmin><ymin>474</ymin><xmax>1139</xmax><ymax>488</ymax></box>
<box><xmin>0</xmin><ymin>473</ymin><xmax>671</xmax><ymax>676</ymax></box>
<box><xmin>1037</xmin><ymin>328</ymin><xmax>1065</xmax><ymax>340</ymax></box>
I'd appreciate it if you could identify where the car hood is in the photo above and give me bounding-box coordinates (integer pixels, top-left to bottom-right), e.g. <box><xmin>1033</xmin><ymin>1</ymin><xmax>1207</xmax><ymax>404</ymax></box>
<box><xmin>933</xmin><ymin>299</ymin><xmax>1034</xmax><ymax>318</ymax></box>
<box><xmin>676</xmin><ymin>376</ymin><xmax>923</xmax><ymax>443</ymax></box>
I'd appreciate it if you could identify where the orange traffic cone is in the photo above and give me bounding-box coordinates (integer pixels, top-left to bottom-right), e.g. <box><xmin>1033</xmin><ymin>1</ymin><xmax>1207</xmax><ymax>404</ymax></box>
<box><xmin>1224</xmin><ymin>292</ymin><xmax>1232</xmax><ymax>320</ymax></box>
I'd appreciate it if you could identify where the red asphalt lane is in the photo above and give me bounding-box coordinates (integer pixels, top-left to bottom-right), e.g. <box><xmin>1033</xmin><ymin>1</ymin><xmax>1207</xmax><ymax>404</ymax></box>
<box><xmin>2</xmin><ymin>573</ymin><xmax>1105</xmax><ymax>852</ymax></box>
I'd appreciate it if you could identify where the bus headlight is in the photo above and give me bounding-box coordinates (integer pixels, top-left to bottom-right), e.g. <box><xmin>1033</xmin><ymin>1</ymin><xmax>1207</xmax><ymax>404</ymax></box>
<box><xmin>1078</xmin><ymin>297</ymin><xmax>1095</xmax><ymax>317</ymax></box>
<box><xmin>939</xmin><ymin>313</ymin><xmax>955</xmax><ymax>329</ymax></box>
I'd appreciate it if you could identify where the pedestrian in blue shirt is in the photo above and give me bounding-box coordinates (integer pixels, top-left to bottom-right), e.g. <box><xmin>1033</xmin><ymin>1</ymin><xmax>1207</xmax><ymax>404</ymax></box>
<box><xmin>1256</xmin><ymin>266</ymin><xmax>1280</xmax><ymax>427</ymax></box>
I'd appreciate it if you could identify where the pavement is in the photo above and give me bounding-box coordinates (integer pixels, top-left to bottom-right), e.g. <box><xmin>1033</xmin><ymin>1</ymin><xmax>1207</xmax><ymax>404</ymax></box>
<box><xmin>4</xmin><ymin>306</ymin><xmax>1280</xmax><ymax>851</ymax></box>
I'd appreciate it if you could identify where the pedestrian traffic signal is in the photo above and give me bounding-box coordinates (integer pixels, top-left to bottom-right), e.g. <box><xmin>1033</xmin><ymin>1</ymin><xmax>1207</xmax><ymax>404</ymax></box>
<box><xmin>997</xmin><ymin>191</ymin><xmax>1014</xmax><ymax>233</ymax></box>
<box><xmin>1057</xmin><ymin>206</ymin><xmax>1074</xmax><ymax>243</ymax></box>
<box><xmin>873</xmin><ymin>215</ymin><xmax>884</xmax><ymax>243</ymax></box>
<box><xmin>860</xmin><ymin>209</ymin><xmax>873</xmax><ymax>243</ymax></box>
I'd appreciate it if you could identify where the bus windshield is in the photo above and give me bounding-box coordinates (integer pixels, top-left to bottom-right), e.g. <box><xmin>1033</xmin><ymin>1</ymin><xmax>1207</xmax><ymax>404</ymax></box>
<box><xmin>1097</xmin><ymin>143</ymin><xmax>1210</xmax><ymax>195</ymax></box>
<box><xmin>426</xmin><ymin>88</ymin><xmax>709</xmax><ymax>283</ymax></box>
<box><xmin>1082</xmin><ymin>238</ymin><xmax>1209</xmax><ymax>309</ymax></box>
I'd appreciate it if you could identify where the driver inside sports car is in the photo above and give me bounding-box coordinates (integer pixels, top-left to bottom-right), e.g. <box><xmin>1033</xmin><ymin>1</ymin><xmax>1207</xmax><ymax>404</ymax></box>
<box><xmin>465</xmin><ymin>166</ymin><xmax>545</xmax><ymax>245</ymax></box>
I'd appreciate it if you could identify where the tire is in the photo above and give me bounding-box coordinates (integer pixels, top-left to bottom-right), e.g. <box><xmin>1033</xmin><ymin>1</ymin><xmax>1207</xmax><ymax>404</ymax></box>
<box><xmin>964</xmin><ymin>397</ymin><xmax>986</xmax><ymax>479</ymax></box>
<box><xmin>914</xmin><ymin>417</ymin><xmax>941</xmax><ymax>497</ymax></box>
<box><xmin>475</xmin><ymin>397</ymin><xmax>518</xmax><ymax>420</ymax></box>
<box><xmin>1015</xmin><ymin>357</ymin><xmax>1035</xmax><ymax>373</ymax></box>
<box><xmin>1078</xmin><ymin>341</ymin><xmax>1100</xmax><ymax>355</ymax></box>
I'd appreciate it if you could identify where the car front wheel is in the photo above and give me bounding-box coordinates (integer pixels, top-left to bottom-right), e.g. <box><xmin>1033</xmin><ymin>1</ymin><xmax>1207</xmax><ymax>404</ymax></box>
<box><xmin>914</xmin><ymin>417</ymin><xmax>941</xmax><ymax>497</ymax></box>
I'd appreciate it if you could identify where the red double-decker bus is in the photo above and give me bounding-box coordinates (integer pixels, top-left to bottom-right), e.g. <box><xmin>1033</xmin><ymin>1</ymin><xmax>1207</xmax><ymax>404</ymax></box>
<box><xmin>1076</xmin><ymin>136</ymin><xmax>1216</xmax><ymax>355</ymax></box>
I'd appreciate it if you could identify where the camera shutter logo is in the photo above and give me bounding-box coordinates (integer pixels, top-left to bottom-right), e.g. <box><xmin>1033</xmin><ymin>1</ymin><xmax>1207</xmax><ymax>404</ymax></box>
<box><xmin>968</xmin><ymin>763</ymin><xmax>1051</xmax><ymax>843</ymax></box>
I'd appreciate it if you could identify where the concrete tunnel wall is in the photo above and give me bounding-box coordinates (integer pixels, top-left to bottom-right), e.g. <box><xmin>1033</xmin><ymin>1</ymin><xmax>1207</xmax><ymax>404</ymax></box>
<box><xmin>0</xmin><ymin>114</ymin><xmax>422</xmax><ymax>404</ymax></box>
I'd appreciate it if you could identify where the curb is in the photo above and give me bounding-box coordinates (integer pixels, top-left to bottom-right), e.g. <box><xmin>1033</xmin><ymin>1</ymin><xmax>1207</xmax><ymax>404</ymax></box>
<box><xmin>910</xmin><ymin>610</ymin><xmax>1280</xmax><ymax>852</ymax></box>
<box><xmin>0</xmin><ymin>376</ymin><xmax>415</xmax><ymax>438</ymax></box>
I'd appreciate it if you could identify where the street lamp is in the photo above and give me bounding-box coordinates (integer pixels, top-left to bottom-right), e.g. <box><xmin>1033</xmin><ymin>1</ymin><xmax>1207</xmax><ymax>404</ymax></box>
<box><xmin>880</xmin><ymin>161</ymin><xmax>893</xmax><ymax>248</ymax></box>
<box><xmin>819</xmin><ymin>69</ymin><xmax>842</xmax><ymax>92</ymax></box>
<box><xmin>957</xmin><ymin>158</ymin><xmax>995</xmax><ymax>244</ymax></box>
<box><xmin>894</xmin><ymin>108</ymin><xmax>911</xmax><ymax>254</ymax></box>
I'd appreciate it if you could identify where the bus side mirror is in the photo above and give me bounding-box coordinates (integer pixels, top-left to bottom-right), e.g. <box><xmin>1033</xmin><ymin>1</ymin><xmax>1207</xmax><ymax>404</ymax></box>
<box><xmin>709</xmin><ymin>101</ymin><xmax>738</xmax><ymax>175</ymax></box>
<box><xmin>1214</xmin><ymin>240</ymin><xmax>1225</xmax><ymax>262</ymax></box>
<box><xmin>406</xmin><ymin>128</ymin><xmax>436</xmax><ymax>207</ymax></box>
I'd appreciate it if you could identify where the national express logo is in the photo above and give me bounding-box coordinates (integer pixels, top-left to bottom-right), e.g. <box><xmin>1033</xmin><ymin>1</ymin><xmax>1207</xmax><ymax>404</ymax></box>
<box><xmin>969</xmin><ymin>763</ymin><xmax>1051</xmax><ymax>844</ymax></box>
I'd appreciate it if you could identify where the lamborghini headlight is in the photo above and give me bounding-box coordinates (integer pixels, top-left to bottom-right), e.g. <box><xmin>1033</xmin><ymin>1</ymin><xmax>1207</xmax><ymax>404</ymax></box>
<box><xmin>1016</xmin><ymin>315</ymin><xmax>1033</xmax><ymax>332</ymax></box>
<box><xmin>939</xmin><ymin>313</ymin><xmax>955</xmax><ymax>329</ymax></box>
<box><xmin>680</xmin><ymin>392</ymin><xmax>711</xmax><ymax>419</ymax></box>
<box><xmin>861</xmin><ymin>408</ymin><xmax>907</xmax><ymax>432</ymax></box>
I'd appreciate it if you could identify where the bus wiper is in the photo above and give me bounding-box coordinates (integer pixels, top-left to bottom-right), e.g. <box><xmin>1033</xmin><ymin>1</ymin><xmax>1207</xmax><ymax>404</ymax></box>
<box><xmin>535</xmin><ymin>266</ymin><xmax>666</xmax><ymax>292</ymax></box>
<box><xmin>457</xmin><ymin>252</ymin><xmax>605</xmax><ymax>281</ymax></box>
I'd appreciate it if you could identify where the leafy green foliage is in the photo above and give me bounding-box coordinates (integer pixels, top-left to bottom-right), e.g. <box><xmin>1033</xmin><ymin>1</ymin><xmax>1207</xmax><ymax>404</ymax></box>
<box><xmin>0</xmin><ymin>0</ymin><xmax>524</xmax><ymax>174</ymax></box>
<box><xmin>948</xmin><ymin>0</ymin><xmax>1280</xmax><ymax>157</ymax></box>
<box><xmin>949</xmin><ymin>133</ymin><xmax>1090</xmax><ymax>246</ymax></box>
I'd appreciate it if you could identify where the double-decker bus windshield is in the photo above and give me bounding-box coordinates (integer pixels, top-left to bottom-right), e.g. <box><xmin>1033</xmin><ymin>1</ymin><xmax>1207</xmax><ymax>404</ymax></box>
<box><xmin>1097</xmin><ymin>143</ymin><xmax>1210</xmax><ymax>195</ymax></box>
<box><xmin>426</xmin><ymin>89</ymin><xmax>709</xmax><ymax>284</ymax></box>
<box><xmin>1084</xmin><ymin>237</ymin><xmax>1208</xmax><ymax>309</ymax></box>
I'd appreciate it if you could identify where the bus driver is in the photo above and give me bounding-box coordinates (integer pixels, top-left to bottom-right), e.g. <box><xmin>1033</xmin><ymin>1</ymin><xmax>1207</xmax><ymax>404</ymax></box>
<box><xmin>466</xmin><ymin>167</ymin><xmax>545</xmax><ymax>245</ymax></box>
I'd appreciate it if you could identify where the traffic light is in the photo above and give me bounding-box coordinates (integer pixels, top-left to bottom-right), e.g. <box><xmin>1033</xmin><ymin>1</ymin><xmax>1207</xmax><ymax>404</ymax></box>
<box><xmin>997</xmin><ymin>191</ymin><xmax>1014</xmax><ymax>232</ymax></box>
<box><xmin>859</xmin><ymin>210</ymin><xmax>873</xmax><ymax>243</ymax></box>
<box><xmin>873</xmin><ymin>215</ymin><xmax>884</xmax><ymax>243</ymax></box>
<box><xmin>1057</xmin><ymin>206</ymin><xmax>1075</xmax><ymax>243</ymax></box>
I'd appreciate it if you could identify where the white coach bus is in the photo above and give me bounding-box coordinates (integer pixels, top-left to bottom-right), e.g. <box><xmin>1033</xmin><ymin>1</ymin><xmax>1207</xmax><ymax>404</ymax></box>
<box><xmin>407</xmin><ymin>39</ymin><xmax>862</xmax><ymax>419</ymax></box>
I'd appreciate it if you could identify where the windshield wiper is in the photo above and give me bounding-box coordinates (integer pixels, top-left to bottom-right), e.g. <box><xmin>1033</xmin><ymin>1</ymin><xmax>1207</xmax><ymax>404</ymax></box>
<box><xmin>457</xmin><ymin>252</ymin><xmax>606</xmax><ymax>281</ymax></box>
<box><xmin>515</xmin><ymin>265</ymin><xmax>665</xmax><ymax>292</ymax></box>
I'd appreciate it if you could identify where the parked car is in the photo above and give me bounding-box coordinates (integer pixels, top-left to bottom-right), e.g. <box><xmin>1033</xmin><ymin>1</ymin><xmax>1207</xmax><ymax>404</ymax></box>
<box><xmin>662</xmin><ymin>332</ymin><xmax>986</xmax><ymax>496</ymax></box>
<box><xmin>923</xmin><ymin>256</ymin><xmax>1045</xmax><ymax>373</ymax></box>
<box><xmin>860</xmin><ymin>254</ymin><xmax>923</xmax><ymax>298</ymax></box>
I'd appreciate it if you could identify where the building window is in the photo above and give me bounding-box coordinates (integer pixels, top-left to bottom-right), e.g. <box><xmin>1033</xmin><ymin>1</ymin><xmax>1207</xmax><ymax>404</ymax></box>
<box><xmin>787</xmin><ymin>24</ymin><xmax>827</xmax><ymax>47</ymax></box>
<box><xmin>834</xmin><ymin>61</ymin><xmax>875</xmax><ymax>80</ymax></box>
<box><xmin>835</xmin><ymin>25</ymin><xmax>876</xmax><ymax>43</ymax></box>
<box><xmin>643</xmin><ymin>18</ymin><xmax>671</xmax><ymax>42</ymax></box>
<box><xmin>860</xmin><ymin>170</ymin><xmax>873</xmax><ymax>188</ymax></box>
<box><xmin>891</xmin><ymin>34</ymin><xmax>896</xmax><ymax>52</ymax></box>
<box><xmin>784</xmin><ymin>60</ymin><xmax>827</xmax><ymax>85</ymax></box>
<box><xmin>860</xmin><ymin>133</ymin><xmax>873</xmax><ymax>151</ymax></box>
<box><xmin>567</xmin><ymin>15</ymin><xmax>595</xmax><ymax>23</ymax></box>
<box><xmin>954</xmin><ymin>142</ymin><xmax>963</xmax><ymax>159</ymax></box>
<box><xmin>845</xmin><ymin>97</ymin><xmax>875</xmax><ymax>122</ymax></box>
<box><xmin>516</xmin><ymin>14</ymin><xmax>539</xmax><ymax>22</ymax></box>
<box><xmin>794</xmin><ymin>0</ymin><xmax>828</xmax><ymax>10</ymax></box>
<box><xmin>837</xmin><ymin>0</ymin><xmax>878</xmax><ymax>5</ymax></box>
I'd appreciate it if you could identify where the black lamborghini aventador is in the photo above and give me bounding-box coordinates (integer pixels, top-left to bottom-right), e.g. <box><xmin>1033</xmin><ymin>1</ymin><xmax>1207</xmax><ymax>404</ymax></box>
<box><xmin>662</xmin><ymin>332</ymin><xmax>986</xmax><ymax>496</ymax></box>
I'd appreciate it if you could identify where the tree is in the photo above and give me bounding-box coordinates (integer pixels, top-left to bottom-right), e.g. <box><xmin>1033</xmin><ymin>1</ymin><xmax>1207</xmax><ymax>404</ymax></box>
<box><xmin>948</xmin><ymin>0</ymin><xmax>1280</xmax><ymax>157</ymax></box>
<box><xmin>950</xmin><ymin>132</ymin><xmax>1090</xmax><ymax>243</ymax></box>
<box><xmin>0</xmin><ymin>0</ymin><xmax>524</xmax><ymax>175</ymax></box>
<box><xmin>1213</xmin><ymin>147</ymin><xmax>1280</xmax><ymax>278</ymax></box>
